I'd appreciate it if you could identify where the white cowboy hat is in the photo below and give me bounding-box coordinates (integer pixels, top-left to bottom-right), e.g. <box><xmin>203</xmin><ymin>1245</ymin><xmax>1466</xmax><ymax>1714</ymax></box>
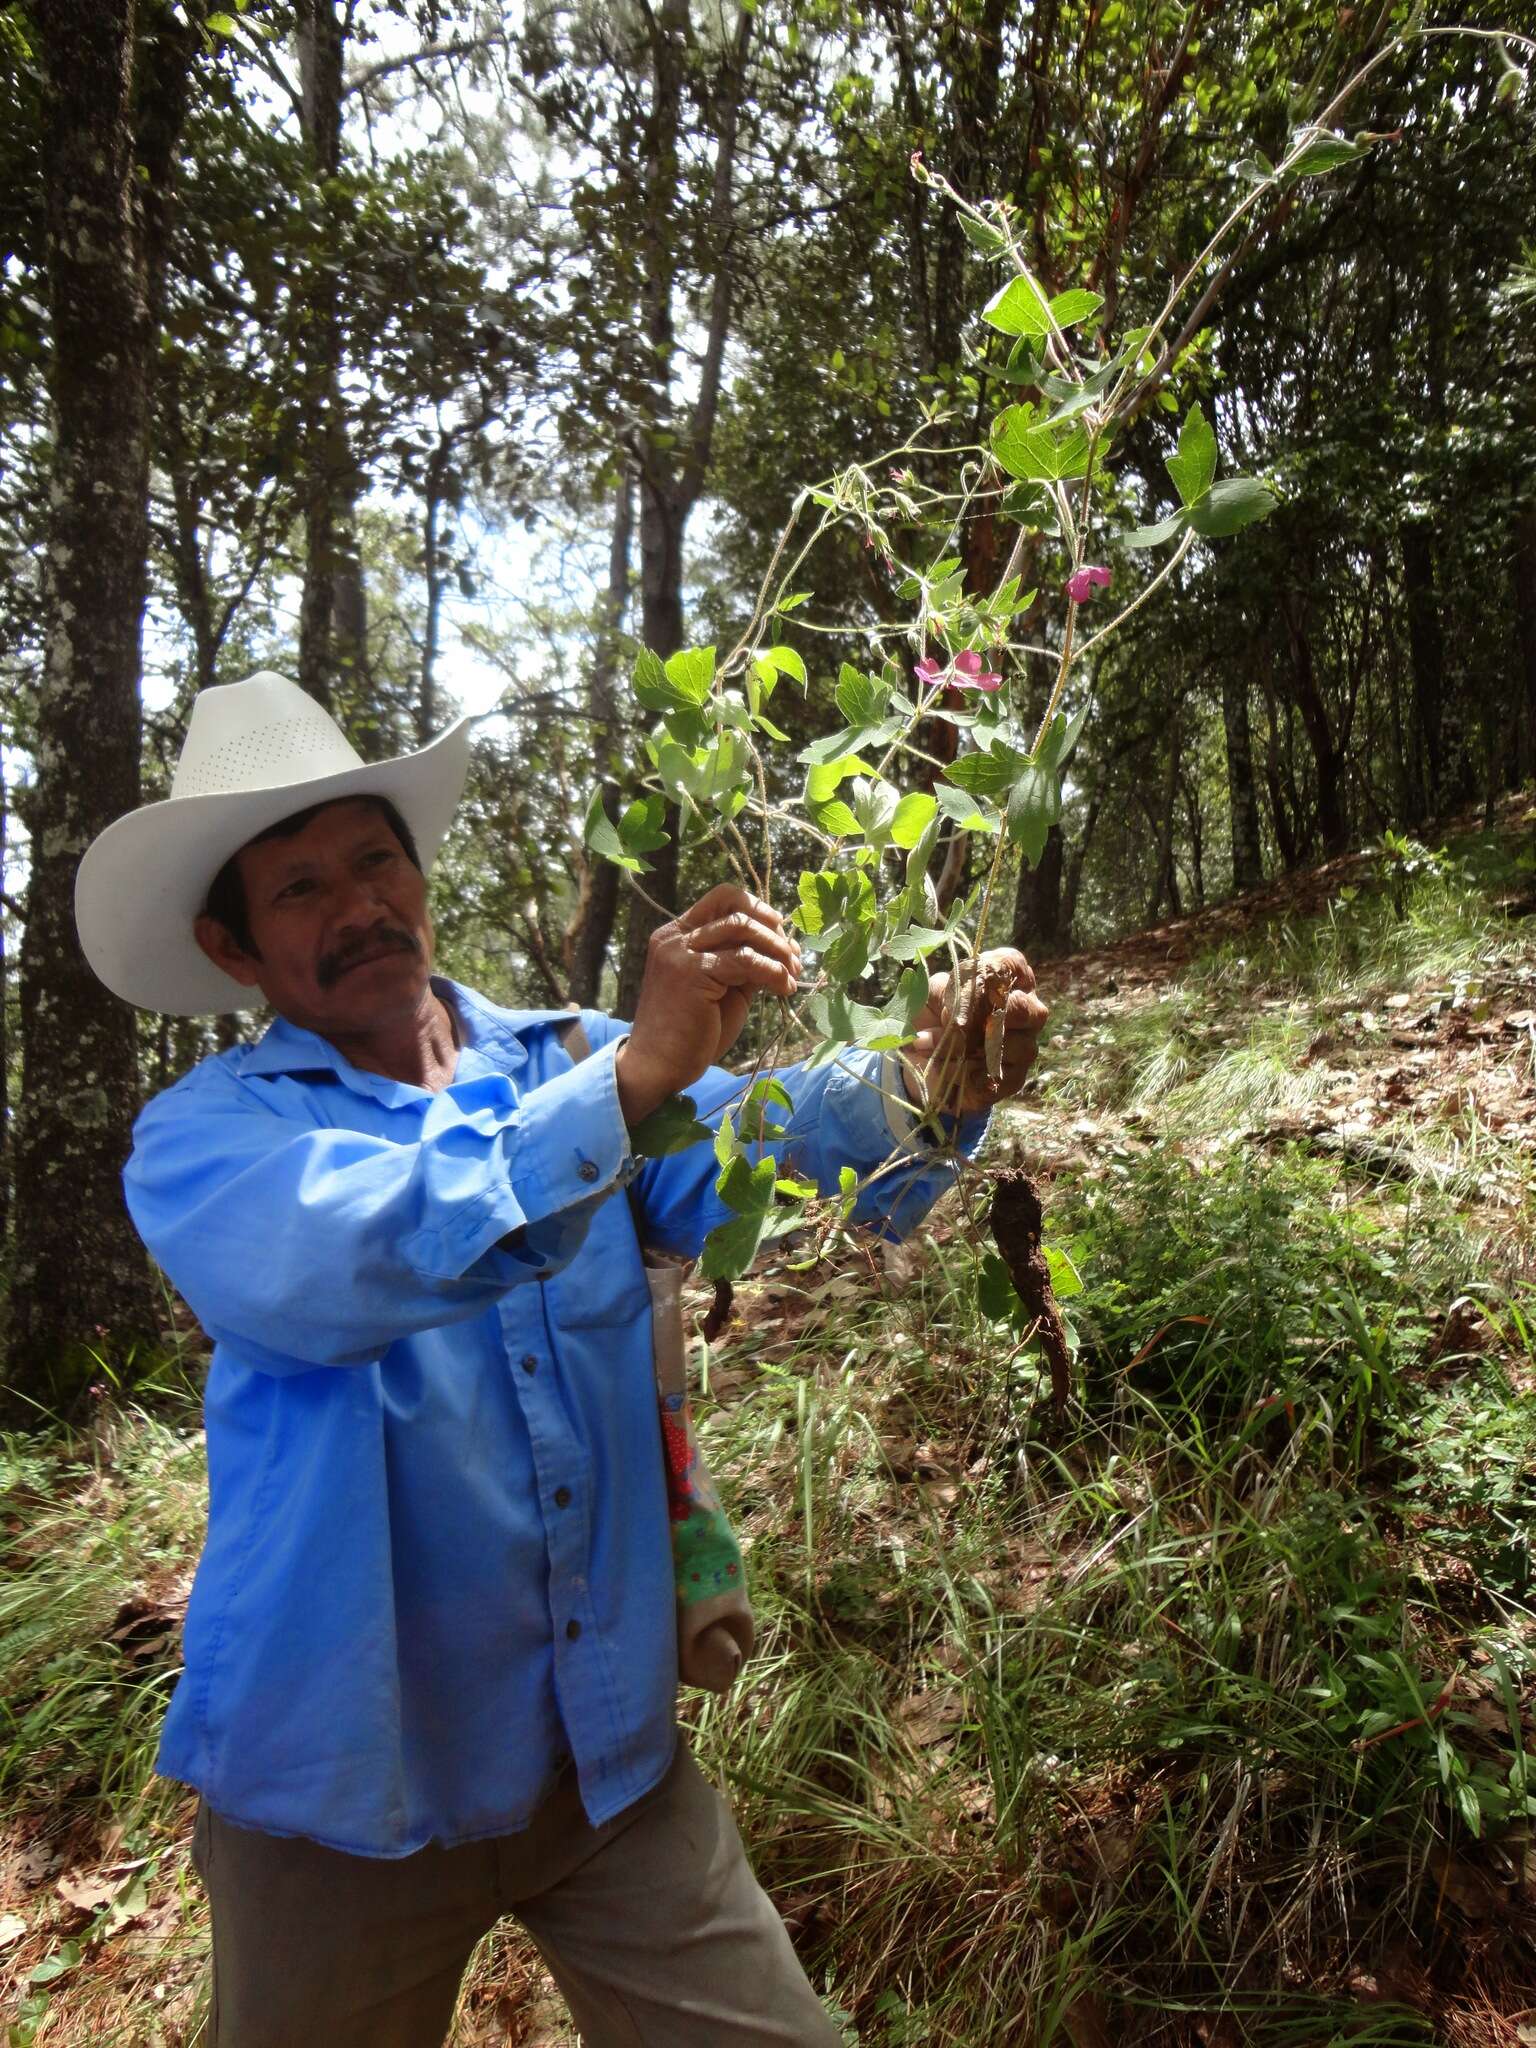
<box><xmin>75</xmin><ymin>671</ymin><xmax>474</xmax><ymax>1015</ymax></box>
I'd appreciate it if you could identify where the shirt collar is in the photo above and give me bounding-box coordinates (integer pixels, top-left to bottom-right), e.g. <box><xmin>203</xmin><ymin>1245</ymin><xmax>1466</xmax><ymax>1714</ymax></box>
<box><xmin>234</xmin><ymin>979</ymin><xmax>578</xmax><ymax>1091</ymax></box>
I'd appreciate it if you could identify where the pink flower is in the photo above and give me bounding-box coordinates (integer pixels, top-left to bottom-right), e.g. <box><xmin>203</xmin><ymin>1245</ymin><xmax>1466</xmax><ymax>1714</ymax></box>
<box><xmin>951</xmin><ymin>649</ymin><xmax>1002</xmax><ymax>691</ymax></box>
<box><xmin>913</xmin><ymin>650</ymin><xmax>1003</xmax><ymax>693</ymax></box>
<box><xmin>1065</xmin><ymin>564</ymin><xmax>1112</xmax><ymax>604</ymax></box>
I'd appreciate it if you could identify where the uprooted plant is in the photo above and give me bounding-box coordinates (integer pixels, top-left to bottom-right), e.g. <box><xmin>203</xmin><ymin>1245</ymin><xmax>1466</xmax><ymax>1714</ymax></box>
<box><xmin>575</xmin><ymin>18</ymin><xmax>1534</xmax><ymax>1396</ymax></box>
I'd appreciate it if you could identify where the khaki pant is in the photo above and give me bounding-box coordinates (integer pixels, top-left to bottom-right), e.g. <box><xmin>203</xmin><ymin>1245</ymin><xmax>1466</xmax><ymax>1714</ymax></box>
<box><xmin>190</xmin><ymin>1746</ymin><xmax>843</xmax><ymax>2047</ymax></box>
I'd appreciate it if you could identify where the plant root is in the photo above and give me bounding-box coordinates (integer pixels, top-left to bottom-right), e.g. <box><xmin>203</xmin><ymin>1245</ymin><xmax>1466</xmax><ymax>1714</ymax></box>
<box><xmin>701</xmin><ymin>1278</ymin><xmax>734</xmax><ymax>1345</ymax></box>
<box><xmin>989</xmin><ymin>1168</ymin><xmax>1072</xmax><ymax>1412</ymax></box>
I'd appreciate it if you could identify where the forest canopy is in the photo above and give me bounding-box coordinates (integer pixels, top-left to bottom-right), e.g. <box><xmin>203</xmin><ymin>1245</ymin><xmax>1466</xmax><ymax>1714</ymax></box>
<box><xmin>0</xmin><ymin>0</ymin><xmax>1532</xmax><ymax>1388</ymax></box>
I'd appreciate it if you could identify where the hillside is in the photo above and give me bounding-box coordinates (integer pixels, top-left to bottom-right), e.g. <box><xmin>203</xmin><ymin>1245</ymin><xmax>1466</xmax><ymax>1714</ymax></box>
<box><xmin>3</xmin><ymin>810</ymin><xmax>1535</xmax><ymax>2047</ymax></box>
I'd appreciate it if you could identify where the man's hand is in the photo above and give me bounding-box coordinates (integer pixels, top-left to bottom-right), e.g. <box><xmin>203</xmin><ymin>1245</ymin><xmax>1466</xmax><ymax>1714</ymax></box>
<box><xmin>616</xmin><ymin>885</ymin><xmax>802</xmax><ymax>1126</ymax></box>
<box><xmin>902</xmin><ymin>947</ymin><xmax>1049</xmax><ymax>1121</ymax></box>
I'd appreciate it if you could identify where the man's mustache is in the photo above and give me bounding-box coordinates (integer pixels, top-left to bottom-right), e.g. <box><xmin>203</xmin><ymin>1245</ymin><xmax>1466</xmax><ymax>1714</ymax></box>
<box><xmin>317</xmin><ymin>925</ymin><xmax>422</xmax><ymax>990</ymax></box>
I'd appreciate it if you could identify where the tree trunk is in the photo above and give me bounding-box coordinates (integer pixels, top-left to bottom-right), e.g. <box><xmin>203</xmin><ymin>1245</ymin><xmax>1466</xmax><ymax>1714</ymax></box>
<box><xmin>1400</xmin><ymin>519</ymin><xmax>1446</xmax><ymax>824</ymax></box>
<box><xmin>1061</xmin><ymin>794</ymin><xmax>1101</xmax><ymax>944</ymax></box>
<box><xmin>417</xmin><ymin>431</ymin><xmax>456</xmax><ymax>749</ymax></box>
<box><xmin>1183</xmin><ymin>767</ymin><xmax>1205</xmax><ymax>910</ymax></box>
<box><xmin>7</xmin><ymin>0</ymin><xmax>190</xmax><ymax>1407</ymax></box>
<box><xmin>566</xmin><ymin>470</ymin><xmax>634</xmax><ymax>1006</ymax></box>
<box><xmin>615</xmin><ymin>481</ymin><xmax>686</xmax><ymax>1017</ymax></box>
<box><xmin>295</xmin><ymin>0</ymin><xmax>367</xmax><ymax>714</ymax></box>
<box><xmin>615</xmin><ymin>1</ymin><xmax>753</xmax><ymax>1018</ymax></box>
<box><xmin>1010</xmin><ymin>823</ymin><xmax>1067</xmax><ymax>957</ymax></box>
<box><xmin>0</xmin><ymin>737</ymin><xmax>9</xmax><ymax>1256</ymax></box>
<box><xmin>1513</xmin><ymin>509</ymin><xmax>1536</xmax><ymax>787</ymax></box>
<box><xmin>1142</xmin><ymin>710</ymin><xmax>1184</xmax><ymax>924</ymax></box>
<box><xmin>1222</xmin><ymin>666</ymin><xmax>1264</xmax><ymax>893</ymax></box>
<box><xmin>1283</xmin><ymin>594</ymin><xmax>1348</xmax><ymax>858</ymax></box>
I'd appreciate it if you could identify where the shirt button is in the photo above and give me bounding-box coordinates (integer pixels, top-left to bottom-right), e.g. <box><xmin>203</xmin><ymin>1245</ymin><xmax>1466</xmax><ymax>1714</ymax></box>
<box><xmin>554</xmin><ymin>1486</ymin><xmax>572</xmax><ymax>1509</ymax></box>
<box><xmin>565</xmin><ymin>1619</ymin><xmax>582</xmax><ymax>1641</ymax></box>
<box><xmin>521</xmin><ymin>1354</ymin><xmax>538</xmax><ymax>1375</ymax></box>
<box><xmin>577</xmin><ymin>1159</ymin><xmax>600</xmax><ymax>1184</ymax></box>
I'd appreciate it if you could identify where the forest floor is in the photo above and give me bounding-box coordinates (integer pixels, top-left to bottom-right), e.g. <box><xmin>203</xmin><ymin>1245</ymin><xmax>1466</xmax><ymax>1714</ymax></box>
<box><xmin>3</xmin><ymin>799</ymin><xmax>1536</xmax><ymax>2047</ymax></box>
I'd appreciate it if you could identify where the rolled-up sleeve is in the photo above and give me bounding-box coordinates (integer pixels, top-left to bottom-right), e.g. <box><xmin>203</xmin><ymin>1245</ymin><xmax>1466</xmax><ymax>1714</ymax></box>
<box><xmin>124</xmin><ymin>1044</ymin><xmax>632</xmax><ymax>1371</ymax></box>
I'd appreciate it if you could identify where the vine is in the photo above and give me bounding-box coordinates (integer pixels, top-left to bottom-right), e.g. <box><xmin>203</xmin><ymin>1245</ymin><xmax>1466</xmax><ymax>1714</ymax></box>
<box><xmin>578</xmin><ymin>19</ymin><xmax>1534</xmax><ymax>1339</ymax></box>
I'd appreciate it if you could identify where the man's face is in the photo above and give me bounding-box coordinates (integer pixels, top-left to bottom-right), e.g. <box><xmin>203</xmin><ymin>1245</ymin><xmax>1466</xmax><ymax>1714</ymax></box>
<box><xmin>194</xmin><ymin>799</ymin><xmax>434</xmax><ymax>1038</ymax></box>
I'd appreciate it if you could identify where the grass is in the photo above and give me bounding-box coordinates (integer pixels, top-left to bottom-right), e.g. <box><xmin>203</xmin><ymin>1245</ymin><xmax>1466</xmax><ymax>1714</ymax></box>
<box><xmin>680</xmin><ymin>1143</ymin><xmax>1536</xmax><ymax>2044</ymax></box>
<box><xmin>2</xmin><ymin>837</ymin><xmax>1534</xmax><ymax>2045</ymax></box>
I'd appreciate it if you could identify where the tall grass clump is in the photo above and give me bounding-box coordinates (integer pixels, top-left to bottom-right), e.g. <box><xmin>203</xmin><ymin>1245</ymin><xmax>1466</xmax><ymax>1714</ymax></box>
<box><xmin>0</xmin><ymin>1404</ymin><xmax>206</xmax><ymax>1833</ymax></box>
<box><xmin>687</xmin><ymin>1146</ymin><xmax>1536</xmax><ymax>2044</ymax></box>
<box><xmin>1190</xmin><ymin>854</ymin><xmax>1527</xmax><ymax>1012</ymax></box>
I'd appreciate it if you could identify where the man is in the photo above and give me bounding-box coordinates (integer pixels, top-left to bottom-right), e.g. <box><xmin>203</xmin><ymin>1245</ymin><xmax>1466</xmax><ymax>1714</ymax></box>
<box><xmin>75</xmin><ymin>671</ymin><xmax>1047</xmax><ymax>2047</ymax></box>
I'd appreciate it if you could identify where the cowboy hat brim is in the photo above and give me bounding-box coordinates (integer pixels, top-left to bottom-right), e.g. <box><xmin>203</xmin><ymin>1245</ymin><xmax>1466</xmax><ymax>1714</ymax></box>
<box><xmin>75</xmin><ymin>715</ymin><xmax>474</xmax><ymax>1016</ymax></box>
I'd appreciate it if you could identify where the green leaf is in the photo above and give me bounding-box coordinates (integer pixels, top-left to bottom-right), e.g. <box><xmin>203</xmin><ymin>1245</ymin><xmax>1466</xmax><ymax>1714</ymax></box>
<box><xmin>632</xmin><ymin>646</ymin><xmax>670</xmax><ymax>709</ymax></box>
<box><xmin>945</xmin><ymin>745</ymin><xmax>1024</xmax><ymax>797</ymax></box>
<box><xmin>618</xmin><ymin>791</ymin><xmax>669</xmax><ymax>854</ymax></box>
<box><xmin>804</xmin><ymin>756</ymin><xmax>862</xmax><ymax>804</ymax></box>
<box><xmin>882</xmin><ymin>924</ymin><xmax>951</xmax><ymax>961</ymax></box>
<box><xmin>700</xmin><ymin>1154</ymin><xmax>781</xmax><ymax>1278</ymax></box>
<box><xmin>821</xmin><ymin>920</ymin><xmax>873</xmax><ymax>983</ymax></box>
<box><xmin>634</xmin><ymin>644</ymin><xmax>714</xmax><ymax>715</ymax></box>
<box><xmin>999</xmin><ymin>480</ymin><xmax>1056</xmax><ymax>531</ymax></box>
<box><xmin>1035</xmin><ymin>703</ymin><xmax>1089</xmax><ymax>772</ymax></box>
<box><xmin>719</xmin><ymin>1152</ymin><xmax>779</xmax><ymax>1217</ymax></box>
<box><xmin>628</xmin><ymin>1092</ymin><xmax>713</xmax><ymax>1157</ymax></box>
<box><xmin>895</xmin><ymin>962</ymin><xmax>929</xmax><ymax>1029</ymax></box>
<box><xmin>28</xmin><ymin>1938</ymin><xmax>80</xmax><ymax>1986</ymax></box>
<box><xmin>979</xmin><ymin>1250</ymin><xmax>1023</xmax><ymax>1322</ymax></box>
<box><xmin>207</xmin><ymin>9</ymin><xmax>238</xmax><ymax>30</ymax></box>
<box><xmin>758</xmin><ymin>643</ymin><xmax>806</xmax><ymax>687</ymax></box>
<box><xmin>665</xmin><ymin>645</ymin><xmax>716</xmax><ymax>702</ymax></box>
<box><xmin>991</xmin><ymin>406</ymin><xmax>1091</xmax><ymax>483</ymax></box>
<box><xmin>934</xmin><ymin>782</ymin><xmax>1000</xmax><ymax>832</ymax></box>
<box><xmin>1287</xmin><ymin>130</ymin><xmax>1363</xmax><ymax>178</ymax></box>
<box><xmin>959</xmin><ymin>213</ymin><xmax>1009</xmax><ymax>256</ymax></box>
<box><xmin>799</xmin><ymin>715</ymin><xmax>903</xmax><ymax>765</ymax></box>
<box><xmin>774</xmin><ymin>1175</ymin><xmax>818</xmax><ymax>1200</ymax></box>
<box><xmin>1044</xmin><ymin>1241</ymin><xmax>1084</xmax><ymax>1300</ymax></box>
<box><xmin>1166</xmin><ymin>403</ymin><xmax>1218</xmax><ymax>508</ymax></box>
<box><xmin>741</xmin><ymin>1076</ymin><xmax>794</xmax><ymax>1139</ymax></box>
<box><xmin>1001</xmin><ymin>334</ymin><xmax>1045</xmax><ymax>387</ymax></box>
<box><xmin>1049</xmin><ymin>288</ymin><xmax>1105</xmax><ymax>329</ymax></box>
<box><xmin>583</xmin><ymin>788</ymin><xmax>668</xmax><ymax>873</ymax></box>
<box><xmin>699</xmin><ymin>1210</ymin><xmax>771</xmax><ymax>1280</ymax></box>
<box><xmin>982</xmin><ymin>275</ymin><xmax>1054</xmax><ymax>337</ymax></box>
<box><xmin>834</xmin><ymin>665</ymin><xmax>890</xmax><ymax>728</ymax></box>
<box><xmin>851</xmin><ymin>777</ymin><xmax>899</xmax><ymax>843</ymax></box>
<box><xmin>1123</xmin><ymin>509</ymin><xmax>1186</xmax><ymax>550</ymax></box>
<box><xmin>693</xmin><ymin>731</ymin><xmax>749</xmax><ymax>807</ymax></box>
<box><xmin>796</xmin><ymin>869</ymin><xmax>829</xmax><ymax>936</ymax></box>
<box><xmin>776</xmin><ymin>590</ymin><xmax>812</xmax><ymax>613</ymax></box>
<box><xmin>1185</xmin><ymin>476</ymin><xmax>1277</xmax><ymax>538</ymax></box>
<box><xmin>1006</xmin><ymin>759</ymin><xmax>1062</xmax><ymax>866</ymax></box>
<box><xmin>808</xmin><ymin>988</ymin><xmax>886</xmax><ymax>1050</ymax></box>
<box><xmin>807</xmin><ymin>795</ymin><xmax>860</xmax><ymax>838</ymax></box>
<box><xmin>888</xmin><ymin>791</ymin><xmax>937</xmax><ymax>849</ymax></box>
<box><xmin>796</xmin><ymin>866</ymin><xmax>876</xmax><ymax>941</ymax></box>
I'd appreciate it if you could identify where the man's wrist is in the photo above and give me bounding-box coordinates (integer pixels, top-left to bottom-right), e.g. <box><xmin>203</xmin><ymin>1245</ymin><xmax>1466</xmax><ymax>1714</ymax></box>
<box><xmin>614</xmin><ymin>1040</ymin><xmax>672</xmax><ymax>1128</ymax></box>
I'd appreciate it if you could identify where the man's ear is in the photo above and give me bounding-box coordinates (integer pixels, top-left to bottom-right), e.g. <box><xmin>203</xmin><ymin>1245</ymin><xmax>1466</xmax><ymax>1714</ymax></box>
<box><xmin>194</xmin><ymin>914</ymin><xmax>264</xmax><ymax>989</ymax></box>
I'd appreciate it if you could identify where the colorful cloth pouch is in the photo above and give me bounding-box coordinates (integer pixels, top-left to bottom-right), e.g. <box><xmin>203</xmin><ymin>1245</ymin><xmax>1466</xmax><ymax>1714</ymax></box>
<box><xmin>558</xmin><ymin>1020</ymin><xmax>755</xmax><ymax>1693</ymax></box>
<box><xmin>642</xmin><ymin>1257</ymin><xmax>755</xmax><ymax>1694</ymax></box>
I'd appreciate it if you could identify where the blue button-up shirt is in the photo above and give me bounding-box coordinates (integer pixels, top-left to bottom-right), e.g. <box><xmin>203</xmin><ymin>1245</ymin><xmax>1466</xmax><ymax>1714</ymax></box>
<box><xmin>124</xmin><ymin>980</ymin><xmax>980</xmax><ymax>1858</ymax></box>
